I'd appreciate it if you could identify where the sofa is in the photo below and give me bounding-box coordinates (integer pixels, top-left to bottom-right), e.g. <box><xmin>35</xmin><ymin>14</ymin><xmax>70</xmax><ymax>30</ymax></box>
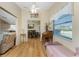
<box><xmin>0</xmin><ymin>33</ymin><xmax>16</xmax><ymax>55</ymax></box>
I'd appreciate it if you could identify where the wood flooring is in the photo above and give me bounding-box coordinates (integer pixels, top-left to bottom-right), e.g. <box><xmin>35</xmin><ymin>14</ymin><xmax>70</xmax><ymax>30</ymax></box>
<box><xmin>1</xmin><ymin>38</ymin><xmax>47</xmax><ymax>57</ymax></box>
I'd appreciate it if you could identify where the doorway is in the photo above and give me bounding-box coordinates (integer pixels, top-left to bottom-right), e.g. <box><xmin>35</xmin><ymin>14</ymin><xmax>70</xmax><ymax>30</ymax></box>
<box><xmin>28</xmin><ymin>20</ymin><xmax>40</xmax><ymax>39</ymax></box>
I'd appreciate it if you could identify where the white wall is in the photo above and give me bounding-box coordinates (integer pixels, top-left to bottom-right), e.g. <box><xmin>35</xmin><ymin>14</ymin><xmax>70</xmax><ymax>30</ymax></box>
<box><xmin>73</xmin><ymin>3</ymin><xmax>79</xmax><ymax>51</ymax></box>
<box><xmin>40</xmin><ymin>11</ymin><xmax>48</xmax><ymax>40</ymax></box>
<box><xmin>20</xmin><ymin>8</ymin><xmax>29</xmax><ymax>42</ymax></box>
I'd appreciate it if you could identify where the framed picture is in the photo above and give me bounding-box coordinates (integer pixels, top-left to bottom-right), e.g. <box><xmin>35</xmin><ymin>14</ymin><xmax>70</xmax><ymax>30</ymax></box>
<box><xmin>28</xmin><ymin>24</ymin><xmax>34</xmax><ymax>29</ymax></box>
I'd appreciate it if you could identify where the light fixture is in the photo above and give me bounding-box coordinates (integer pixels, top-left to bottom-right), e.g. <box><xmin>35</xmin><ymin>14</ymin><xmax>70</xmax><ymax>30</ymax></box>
<box><xmin>30</xmin><ymin>2</ymin><xmax>39</xmax><ymax>14</ymax></box>
<box><xmin>30</xmin><ymin>2</ymin><xmax>39</xmax><ymax>18</ymax></box>
<box><xmin>31</xmin><ymin>4</ymin><xmax>37</xmax><ymax>13</ymax></box>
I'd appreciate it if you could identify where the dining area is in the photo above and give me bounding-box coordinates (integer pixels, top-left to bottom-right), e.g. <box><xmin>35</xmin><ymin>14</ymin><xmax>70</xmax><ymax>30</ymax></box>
<box><xmin>28</xmin><ymin>20</ymin><xmax>40</xmax><ymax>39</ymax></box>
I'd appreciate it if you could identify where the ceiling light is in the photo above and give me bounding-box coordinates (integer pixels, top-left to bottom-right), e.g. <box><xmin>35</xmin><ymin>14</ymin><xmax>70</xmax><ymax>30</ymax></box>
<box><xmin>30</xmin><ymin>3</ymin><xmax>39</xmax><ymax>14</ymax></box>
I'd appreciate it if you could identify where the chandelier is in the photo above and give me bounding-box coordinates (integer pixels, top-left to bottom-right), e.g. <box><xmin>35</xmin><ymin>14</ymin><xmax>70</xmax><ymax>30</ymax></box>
<box><xmin>30</xmin><ymin>3</ymin><xmax>39</xmax><ymax>18</ymax></box>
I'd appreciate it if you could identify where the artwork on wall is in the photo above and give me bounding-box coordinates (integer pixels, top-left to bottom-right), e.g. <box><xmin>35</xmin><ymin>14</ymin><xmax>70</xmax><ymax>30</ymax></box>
<box><xmin>28</xmin><ymin>20</ymin><xmax>40</xmax><ymax>30</ymax></box>
<box><xmin>53</xmin><ymin>3</ymin><xmax>72</xmax><ymax>40</ymax></box>
<box><xmin>28</xmin><ymin>24</ymin><xmax>34</xmax><ymax>29</ymax></box>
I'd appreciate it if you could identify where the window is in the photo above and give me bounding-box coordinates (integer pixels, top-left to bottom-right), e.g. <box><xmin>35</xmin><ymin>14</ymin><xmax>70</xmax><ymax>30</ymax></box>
<box><xmin>8</xmin><ymin>25</ymin><xmax>16</xmax><ymax>31</ymax></box>
<box><xmin>54</xmin><ymin>14</ymin><xmax>72</xmax><ymax>40</ymax></box>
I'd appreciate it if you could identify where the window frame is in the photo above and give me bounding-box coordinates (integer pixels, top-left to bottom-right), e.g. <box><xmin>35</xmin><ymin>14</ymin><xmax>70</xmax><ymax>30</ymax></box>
<box><xmin>54</xmin><ymin>16</ymin><xmax>72</xmax><ymax>40</ymax></box>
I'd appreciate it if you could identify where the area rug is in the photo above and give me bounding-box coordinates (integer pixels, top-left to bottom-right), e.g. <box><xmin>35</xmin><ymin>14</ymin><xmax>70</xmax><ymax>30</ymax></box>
<box><xmin>46</xmin><ymin>43</ymin><xmax>74</xmax><ymax>57</ymax></box>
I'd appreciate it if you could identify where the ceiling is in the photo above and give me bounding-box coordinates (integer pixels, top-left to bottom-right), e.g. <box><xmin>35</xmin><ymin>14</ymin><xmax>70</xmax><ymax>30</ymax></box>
<box><xmin>16</xmin><ymin>2</ymin><xmax>54</xmax><ymax>11</ymax></box>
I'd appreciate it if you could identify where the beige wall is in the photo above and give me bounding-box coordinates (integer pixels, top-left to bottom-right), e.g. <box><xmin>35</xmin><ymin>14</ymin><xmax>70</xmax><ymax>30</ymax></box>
<box><xmin>47</xmin><ymin>2</ymin><xmax>67</xmax><ymax>22</ymax></box>
<box><xmin>73</xmin><ymin>2</ymin><xmax>79</xmax><ymax>51</ymax></box>
<box><xmin>0</xmin><ymin>2</ymin><xmax>22</xmax><ymax>45</ymax></box>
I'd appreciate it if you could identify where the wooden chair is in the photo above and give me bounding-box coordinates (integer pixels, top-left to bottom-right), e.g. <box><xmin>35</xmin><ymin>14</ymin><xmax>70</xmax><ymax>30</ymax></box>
<box><xmin>42</xmin><ymin>31</ymin><xmax>53</xmax><ymax>45</ymax></box>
